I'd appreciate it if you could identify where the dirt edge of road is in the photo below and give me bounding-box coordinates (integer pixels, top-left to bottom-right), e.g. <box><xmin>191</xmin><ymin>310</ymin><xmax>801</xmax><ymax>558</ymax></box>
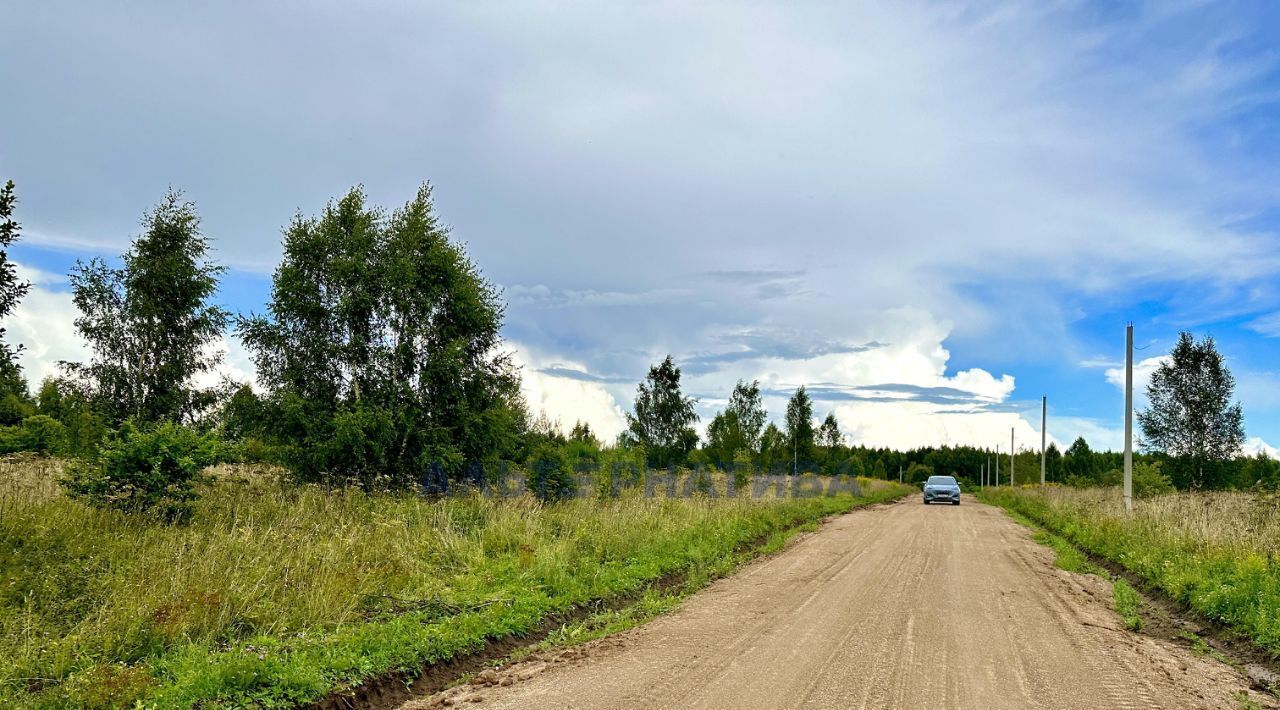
<box><xmin>1016</xmin><ymin>516</ymin><xmax>1280</xmax><ymax>698</ymax></box>
<box><xmin>313</xmin><ymin>495</ymin><xmax>907</xmax><ymax>710</ymax></box>
<box><xmin>978</xmin><ymin>495</ymin><xmax>1280</xmax><ymax>699</ymax></box>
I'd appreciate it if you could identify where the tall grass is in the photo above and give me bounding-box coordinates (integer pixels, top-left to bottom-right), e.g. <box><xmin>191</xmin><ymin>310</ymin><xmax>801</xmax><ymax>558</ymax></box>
<box><xmin>980</xmin><ymin>486</ymin><xmax>1280</xmax><ymax>654</ymax></box>
<box><xmin>0</xmin><ymin>457</ymin><xmax>908</xmax><ymax>708</ymax></box>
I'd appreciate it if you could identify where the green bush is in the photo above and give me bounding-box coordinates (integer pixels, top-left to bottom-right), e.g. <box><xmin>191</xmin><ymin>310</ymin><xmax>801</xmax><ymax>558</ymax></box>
<box><xmin>906</xmin><ymin>461</ymin><xmax>934</xmax><ymax>484</ymax></box>
<box><xmin>18</xmin><ymin>414</ymin><xmax>66</xmax><ymax>454</ymax></box>
<box><xmin>0</xmin><ymin>392</ymin><xmax>33</xmax><ymax>426</ymax></box>
<box><xmin>526</xmin><ymin>444</ymin><xmax>577</xmax><ymax>502</ymax></box>
<box><xmin>233</xmin><ymin>436</ymin><xmax>280</xmax><ymax>465</ymax></box>
<box><xmin>61</xmin><ymin>422</ymin><xmax>223</xmax><ymax>520</ymax></box>
<box><xmin>1097</xmin><ymin>461</ymin><xmax>1174</xmax><ymax>498</ymax></box>
<box><xmin>0</xmin><ymin>415</ymin><xmax>69</xmax><ymax>455</ymax></box>
<box><xmin>1133</xmin><ymin>461</ymin><xmax>1174</xmax><ymax>498</ymax></box>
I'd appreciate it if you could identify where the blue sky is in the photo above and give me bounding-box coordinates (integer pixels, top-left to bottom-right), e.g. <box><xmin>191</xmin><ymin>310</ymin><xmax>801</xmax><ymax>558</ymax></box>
<box><xmin>3</xmin><ymin>1</ymin><xmax>1280</xmax><ymax>454</ymax></box>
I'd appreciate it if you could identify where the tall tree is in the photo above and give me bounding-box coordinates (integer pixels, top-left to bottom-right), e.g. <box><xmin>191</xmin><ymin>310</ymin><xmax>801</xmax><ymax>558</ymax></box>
<box><xmin>1044</xmin><ymin>442</ymin><xmax>1063</xmax><ymax>482</ymax></box>
<box><xmin>703</xmin><ymin>379</ymin><xmax>766</xmax><ymax>465</ymax></box>
<box><xmin>0</xmin><ymin>180</ymin><xmax>32</xmax><ymax>399</ymax></box>
<box><xmin>1138</xmin><ymin>332</ymin><xmax>1245</xmax><ymax>489</ymax></box>
<box><xmin>65</xmin><ymin>191</ymin><xmax>228</xmax><ymax>425</ymax></box>
<box><xmin>817</xmin><ymin>412</ymin><xmax>842</xmax><ymax>464</ymax></box>
<box><xmin>626</xmin><ymin>355</ymin><xmax>698</xmax><ymax>468</ymax></box>
<box><xmin>1063</xmin><ymin>436</ymin><xmax>1096</xmax><ymax>482</ymax></box>
<box><xmin>785</xmin><ymin>385</ymin><xmax>816</xmax><ymax>472</ymax></box>
<box><xmin>726</xmin><ymin>379</ymin><xmax>767</xmax><ymax>451</ymax></box>
<box><xmin>239</xmin><ymin>185</ymin><xmax>522</xmax><ymax>485</ymax></box>
<box><xmin>758</xmin><ymin>422</ymin><xmax>786</xmax><ymax>473</ymax></box>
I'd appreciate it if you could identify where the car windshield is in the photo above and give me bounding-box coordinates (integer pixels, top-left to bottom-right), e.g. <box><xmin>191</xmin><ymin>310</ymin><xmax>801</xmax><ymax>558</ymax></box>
<box><xmin>926</xmin><ymin>476</ymin><xmax>957</xmax><ymax>486</ymax></box>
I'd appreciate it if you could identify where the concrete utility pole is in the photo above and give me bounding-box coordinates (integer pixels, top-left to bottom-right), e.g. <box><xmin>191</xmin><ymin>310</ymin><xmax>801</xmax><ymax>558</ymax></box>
<box><xmin>1010</xmin><ymin>428</ymin><xmax>1015</xmax><ymax>487</ymax></box>
<box><xmin>899</xmin><ymin>465</ymin><xmax>903</xmax><ymax>484</ymax></box>
<box><xmin>1041</xmin><ymin>396</ymin><xmax>1047</xmax><ymax>486</ymax></box>
<box><xmin>994</xmin><ymin>447</ymin><xmax>999</xmax><ymax>486</ymax></box>
<box><xmin>1124</xmin><ymin>323</ymin><xmax>1134</xmax><ymax>513</ymax></box>
<box><xmin>980</xmin><ymin>462</ymin><xmax>985</xmax><ymax>489</ymax></box>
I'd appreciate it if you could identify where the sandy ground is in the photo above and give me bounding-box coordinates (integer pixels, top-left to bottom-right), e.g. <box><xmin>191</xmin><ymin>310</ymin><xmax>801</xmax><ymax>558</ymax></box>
<box><xmin>402</xmin><ymin>497</ymin><xmax>1276</xmax><ymax>709</ymax></box>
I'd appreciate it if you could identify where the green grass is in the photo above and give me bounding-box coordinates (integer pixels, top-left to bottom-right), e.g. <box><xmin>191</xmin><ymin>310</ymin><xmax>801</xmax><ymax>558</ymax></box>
<box><xmin>0</xmin><ymin>457</ymin><xmax>909</xmax><ymax>708</ymax></box>
<box><xmin>1111</xmin><ymin>577</ymin><xmax>1143</xmax><ymax>632</ymax></box>
<box><xmin>1236</xmin><ymin>690</ymin><xmax>1266</xmax><ymax>710</ymax></box>
<box><xmin>979</xmin><ymin>485</ymin><xmax>1280</xmax><ymax>655</ymax></box>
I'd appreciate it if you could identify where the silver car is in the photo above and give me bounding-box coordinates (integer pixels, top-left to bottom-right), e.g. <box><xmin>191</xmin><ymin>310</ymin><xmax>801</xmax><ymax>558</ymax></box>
<box><xmin>922</xmin><ymin>475</ymin><xmax>961</xmax><ymax>505</ymax></box>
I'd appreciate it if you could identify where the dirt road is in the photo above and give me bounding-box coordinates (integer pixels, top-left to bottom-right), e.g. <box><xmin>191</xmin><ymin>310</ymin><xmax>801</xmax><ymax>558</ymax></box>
<box><xmin>405</xmin><ymin>497</ymin><xmax>1275</xmax><ymax>709</ymax></box>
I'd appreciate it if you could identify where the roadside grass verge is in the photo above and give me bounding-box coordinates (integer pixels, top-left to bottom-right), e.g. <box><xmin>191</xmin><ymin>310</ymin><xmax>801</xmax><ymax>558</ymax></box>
<box><xmin>0</xmin><ymin>458</ymin><xmax>909</xmax><ymax>708</ymax></box>
<box><xmin>1112</xmin><ymin>578</ymin><xmax>1143</xmax><ymax>632</ymax></box>
<box><xmin>978</xmin><ymin>486</ymin><xmax>1280</xmax><ymax>657</ymax></box>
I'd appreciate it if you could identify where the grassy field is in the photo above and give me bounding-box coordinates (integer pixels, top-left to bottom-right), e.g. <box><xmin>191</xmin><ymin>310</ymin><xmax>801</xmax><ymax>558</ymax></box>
<box><xmin>979</xmin><ymin>485</ymin><xmax>1280</xmax><ymax>655</ymax></box>
<box><xmin>0</xmin><ymin>456</ymin><xmax>909</xmax><ymax>708</ymax></box>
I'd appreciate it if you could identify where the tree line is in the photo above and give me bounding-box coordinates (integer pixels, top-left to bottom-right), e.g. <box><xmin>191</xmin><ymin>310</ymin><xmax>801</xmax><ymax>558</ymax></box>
<box><xmin>0</xmin><ymin>179</ymin><xmax>1273</xmax><ymax>515</ymax></box>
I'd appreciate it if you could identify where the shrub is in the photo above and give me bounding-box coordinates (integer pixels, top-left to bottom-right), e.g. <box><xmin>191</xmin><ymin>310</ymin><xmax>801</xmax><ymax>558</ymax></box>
<box><xmin>525</xmin><ymin>444</ymin><xmax>577</xmax><ymax>502</ymax></box>
<box><xmin>1133</xmin><ymin>460</ymin><xmax>1174</xmax><ymax>498</ymax></box>
<box><xmin>233</xmin><ymin>436</ymin><xmax>280</xmax><ymax>465</ymax></box>
<box><xmin>18</xmin><ymin>415</ymin><xmax>66</xmax><ymax>454</ymax></box>
<box><xmin>0</xmin><ymin>415</ymin><xmax>69</xmax><ymax>455</ymax></box>
<box><xmin>1097</xmin><ymin>461</ymin><xmax>1174</xmax><ymax>498</ymax></box>
<box><xmin>0</xmin><ymin>392</ymin><xmax>32</xmax><ymax>426</ymax></box>
<box><xmin>906</xmin><ymin>462</ymin><xmax>934</xmax><ymax>484</ymax></box>
<box><xmin>61</xmin><ymin>422</ymin><xmax>223</xmax><ymax>520</ymax></box>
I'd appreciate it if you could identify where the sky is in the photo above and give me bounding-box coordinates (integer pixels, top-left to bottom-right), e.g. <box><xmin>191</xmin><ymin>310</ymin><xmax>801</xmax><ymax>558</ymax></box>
<box><xmin>4</xmin><ymin>1</ymin><xmax>1280</xmax><ymax>456</ymax></box>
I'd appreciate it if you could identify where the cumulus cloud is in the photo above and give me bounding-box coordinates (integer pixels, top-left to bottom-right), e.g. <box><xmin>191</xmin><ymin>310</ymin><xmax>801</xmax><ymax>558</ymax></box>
<box><xmin>1244</xmin><ymin>437</ymin><xmax>1280</xmax><ymax>460</ymax></box>
<box><xmin>510</xmin><ymin>343</ymin><xmax>628</xmax><ymax>442</ymax></box>
<box><xmin>673</xmin><ymin>308</ymin><xmax>1045</xmax><ymax>450</ymax></box>
<box><xmin>4</xmin><ymin>265</ymin><xmax>86</xmax><ymax>387</ymax></box>
<box><xmin>1105</xmin><ymin>356</ymin><xmax>1169</xmax><ymax>410</ymax></box>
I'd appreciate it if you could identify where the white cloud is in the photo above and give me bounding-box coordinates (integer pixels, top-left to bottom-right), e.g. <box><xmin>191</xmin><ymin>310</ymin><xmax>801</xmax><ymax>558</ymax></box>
<box><xmin>1105</xmin><ymin>356</ymin><xmax>1168</xmax><ymax>410</ymax></box>
<box><xmin>1247</xmin><ymin>313</ymin><xmax>1280</xmax><ymax>338</ymax></box>
<box><xmin>7</xmin><ymin>262</ymin><xmax>259</xmax><ymax>395</ymax></box>
<box><xmin>506</xmin><ymin>284</ymin><xmax>694</xmax><ymax>309</ymax></box>
<box><xmin>675</xmin><ymin>308</ymin><xmax>1043</xmax><ymax>451</ymax></box>
<box><xmin>4</xmin><ymin>273</ymin><xmax>86</xmax><ymax>388</ymax></box>
<box><xmin>510</xmin><ymin>342</ymin><xmax>628</xmax><ymax>442</ymax></box>
<box><xmin>1244</xmin><ymin>437</ymin><xmax>1280</xmax><ymax>460</ymax></box>
<box><xmin>191</xmin><ymin>334</ymin><xmax>258</xmax><ymax>392</ymax></box>
<box><xmin>14</xmin><ymin>261</ymin><xmax>66</xmax><ymax>288</ymax></box>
